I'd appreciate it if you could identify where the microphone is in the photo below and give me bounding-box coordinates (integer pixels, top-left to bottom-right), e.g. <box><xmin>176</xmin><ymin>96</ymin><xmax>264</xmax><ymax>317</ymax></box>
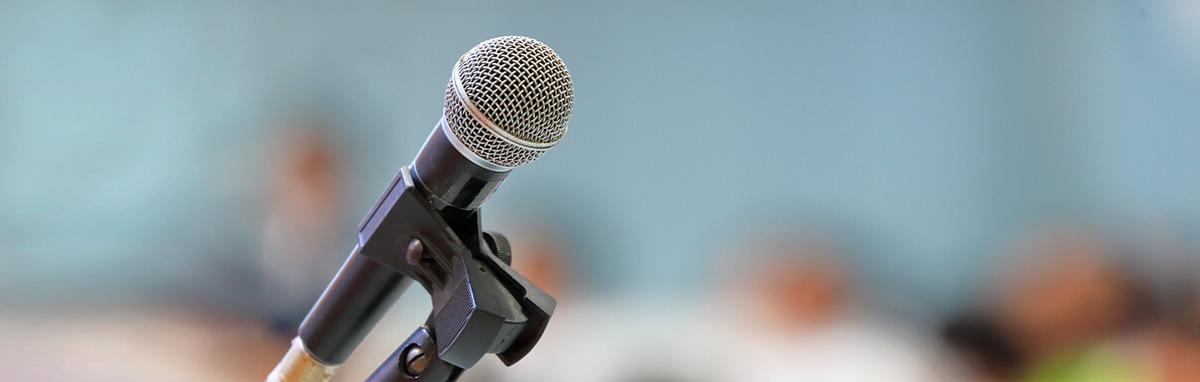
<box><xmin>268</xmin><ymin>36</ymin><xmax>573</xmax><ymax>382</ymax></box>
<box><xmin>415</xmin><ymin>35</ymin><xmax>574</xmax><ymax>210</ymax></box>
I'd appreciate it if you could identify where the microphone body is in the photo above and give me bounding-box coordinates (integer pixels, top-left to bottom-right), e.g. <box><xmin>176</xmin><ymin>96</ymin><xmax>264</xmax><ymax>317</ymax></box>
<box><xmin>292</xmin><ymin>118</ymin><xmax>508</xmax><ymax>369</ymax></box>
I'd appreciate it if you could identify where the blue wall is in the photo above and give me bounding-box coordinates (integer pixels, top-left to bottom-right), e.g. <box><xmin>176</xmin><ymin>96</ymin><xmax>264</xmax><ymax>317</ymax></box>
<box><xmin>2</xmin><ymin>0</ymin><xmax>1197</xmax><ymax>315</ymax></box>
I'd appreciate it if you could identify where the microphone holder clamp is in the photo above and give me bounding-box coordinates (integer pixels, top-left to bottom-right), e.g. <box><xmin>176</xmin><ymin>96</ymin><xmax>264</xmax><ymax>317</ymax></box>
<box><xmin>351</xmin><ymin>167</ymin><xmax>556</xmax><ymax>381</ymax></box>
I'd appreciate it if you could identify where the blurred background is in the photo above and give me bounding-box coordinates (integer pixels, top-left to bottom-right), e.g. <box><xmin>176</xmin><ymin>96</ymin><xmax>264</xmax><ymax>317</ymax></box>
<box><xmin>2</xmin><ymin>0</ymin><xmax>1200</xmax><ymax>381</ymax></box>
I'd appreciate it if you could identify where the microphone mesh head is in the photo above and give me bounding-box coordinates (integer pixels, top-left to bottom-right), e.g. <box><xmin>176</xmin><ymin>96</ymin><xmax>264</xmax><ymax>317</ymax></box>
<box><xmin>444</xmin><ymin>36</ymin><xmax>574</xmax><ymax>168</ymax></box>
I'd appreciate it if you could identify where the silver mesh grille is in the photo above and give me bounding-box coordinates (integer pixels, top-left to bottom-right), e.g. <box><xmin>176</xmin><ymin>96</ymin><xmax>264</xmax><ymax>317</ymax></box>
<box><xmin>444</xmin><ymin>36</ymin><xmax>574</xmax><ymax>168</ymax></box>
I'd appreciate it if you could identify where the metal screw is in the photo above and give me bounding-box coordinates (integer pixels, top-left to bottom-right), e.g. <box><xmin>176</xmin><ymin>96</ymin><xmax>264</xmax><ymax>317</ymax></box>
<box><xmin>405</xmin><ymin>239</ymin><xmax>424</xmax><ymax>266</ymax></box>
<box><xmin>402</xmin><ymin>344</ymin><xmax>430</xmax><ymax>376</ymax></box>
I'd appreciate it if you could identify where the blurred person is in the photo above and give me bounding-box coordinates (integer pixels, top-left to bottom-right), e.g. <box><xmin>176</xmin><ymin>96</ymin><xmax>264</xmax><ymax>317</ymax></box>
<box><xmin>946</xmin><ymin>228</ymin><xmax>1154</xmax><ymax>382</ymax></box>
<box><xmin>0</xmin><ymin>116</ymin><xmax>356</xmax><ymax>381</ymax></box>
<box><xmin>1127</xmin><ymin>249</ymin><xmax>1200</xmax><ymax>382</ymax></box>
<box><xmin>1004</xmin><ymin>230</ymin><xmax>1150</xmax><ymax>382</ymax></box>
<box><xmin>709</xmin><ymin>231</ymin><xmax>944</xmax><ymax>382</ymax></box>
<box><xmin>259</xmin><ymin>121</ymin><xmax>346</xmax><ymax>333</ymax></box>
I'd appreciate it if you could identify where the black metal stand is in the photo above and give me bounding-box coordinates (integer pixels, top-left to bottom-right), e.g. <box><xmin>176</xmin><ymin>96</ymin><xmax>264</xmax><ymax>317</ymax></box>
<box><xmin>324</xmin><ymin>167</ymin><xmax>556</xmax><ymax>382</ymax></box>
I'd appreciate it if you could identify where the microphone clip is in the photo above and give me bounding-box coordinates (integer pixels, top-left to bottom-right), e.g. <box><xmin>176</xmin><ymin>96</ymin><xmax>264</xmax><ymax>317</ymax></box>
<box><xmin>355</xmin><ymin>167</ymin><xmax>556</xmax><ymax>381</ymax></box>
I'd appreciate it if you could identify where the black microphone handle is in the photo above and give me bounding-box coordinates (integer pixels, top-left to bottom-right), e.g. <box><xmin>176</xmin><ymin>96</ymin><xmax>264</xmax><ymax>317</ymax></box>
<box><xmin>270</xmin><ymin>117</ymin><xmax>511</xmax><ymax>380</ymax></box>
<box><xmin>412</xmin><ymin>118</ymin><xmax>510</xmax><ymax>212</ymax></box>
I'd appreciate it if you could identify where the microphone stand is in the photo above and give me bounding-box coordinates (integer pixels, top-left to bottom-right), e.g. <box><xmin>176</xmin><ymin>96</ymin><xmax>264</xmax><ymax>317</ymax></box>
<box><xmin>278</xmin><ymin>166</ymin><xmax>556</xmax><ymax>382</ymax></box>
